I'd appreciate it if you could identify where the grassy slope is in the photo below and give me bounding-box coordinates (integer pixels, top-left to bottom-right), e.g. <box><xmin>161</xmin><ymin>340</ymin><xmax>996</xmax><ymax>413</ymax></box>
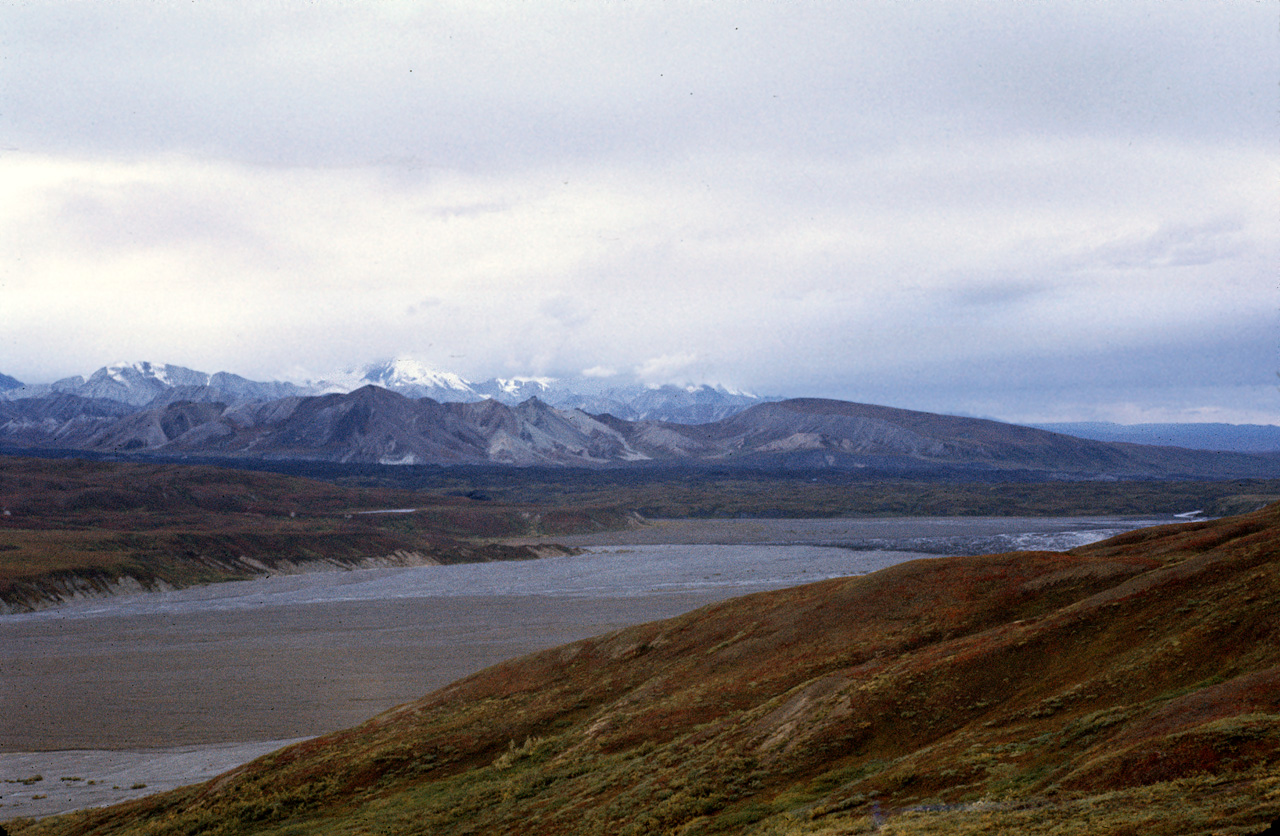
<box><xmin>0</xmin><ymin>456</ymin><xmax>626</xmax><ymax>610</ymax></box>
<box><xmin>15</xmin><ymin>503</ymin><xmax>1280</xmax><ymax>835</ymax></box>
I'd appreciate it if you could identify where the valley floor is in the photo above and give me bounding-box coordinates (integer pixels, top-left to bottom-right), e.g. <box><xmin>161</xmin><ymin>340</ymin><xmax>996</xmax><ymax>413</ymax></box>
<box><xmin>0</xmin><ymin>590</ymin><xmax>731</xmax><ymax>821</ymax></box>
<box><xmin>1</xmin><ymin>515</ymin><xmax>1175</xmax><ymax>826</ymax></box>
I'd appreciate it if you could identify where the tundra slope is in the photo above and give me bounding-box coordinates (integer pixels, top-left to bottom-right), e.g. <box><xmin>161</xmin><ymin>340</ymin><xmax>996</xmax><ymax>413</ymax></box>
<box><xmin>4</xmin><ymin>389</ymin><xmax>1279</xmax><ymax>478</ymax></box>
<box><xmin>16</xmin><ymin>501</ymin><xmax>1280</xmax><ymax>835</ymax></box>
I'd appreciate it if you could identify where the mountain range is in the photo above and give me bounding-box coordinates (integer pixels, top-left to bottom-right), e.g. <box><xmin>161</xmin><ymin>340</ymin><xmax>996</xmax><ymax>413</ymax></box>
<box><xmin>8</xmin><ymin>360</ymin><xmax>1279</xmax><ymax>453</ymax></box>
<box><xmin>0</xmin><ymin>360</ymin><xmax>769</xmax><ymax>423</ymax></box>
<box><xmin>2</xmin><ymin>372</ymin><xmax>1279</xmax><ymax>478</ymax></box>
<box><xmin>2</xmin><ymin>360</ymin><xmax>1278</xmax><ymax>478</ymax></box>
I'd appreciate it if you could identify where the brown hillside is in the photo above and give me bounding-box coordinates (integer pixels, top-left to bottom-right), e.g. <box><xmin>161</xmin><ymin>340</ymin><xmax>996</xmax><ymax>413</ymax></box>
<box><xmin>13</xmin><ymin>504</ymin><xmax>1280</xmax><ymax>835</ymax></box>
<box><xmin>0</xmin><ymin>456</ymin><xmax>619</xmax><ymax>611</ymax></box>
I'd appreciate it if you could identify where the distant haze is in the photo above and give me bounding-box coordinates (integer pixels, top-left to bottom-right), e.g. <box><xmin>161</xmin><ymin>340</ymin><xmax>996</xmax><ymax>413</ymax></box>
<box><xmin>2</xmin><ymin>2</ymin><xmax>1275</xmax><ymax>424</ymax></box>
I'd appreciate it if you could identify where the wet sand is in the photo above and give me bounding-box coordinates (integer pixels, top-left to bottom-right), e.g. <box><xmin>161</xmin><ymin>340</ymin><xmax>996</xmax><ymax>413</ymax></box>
<box><xmin>0</xmin><ymin>588</ymin><xmax>733</xmax><ymax>820</ymax></box>
<box><xmin>0</xmin><ymin>591</ymin><xmax>731</xmax><ymax>753</ymax></box>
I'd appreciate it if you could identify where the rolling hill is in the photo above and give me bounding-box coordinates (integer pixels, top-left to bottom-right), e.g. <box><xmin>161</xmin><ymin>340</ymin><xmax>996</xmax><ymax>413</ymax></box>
<box><xmin>15</xmin><ymin>501</ymin><xmax>1280</xmax><ymax>835</ymax></box>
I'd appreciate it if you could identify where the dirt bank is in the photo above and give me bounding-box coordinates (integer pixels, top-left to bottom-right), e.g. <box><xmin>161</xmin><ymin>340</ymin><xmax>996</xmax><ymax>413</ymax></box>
<box><xmin>0</xmin><ymin>544</ymin><xmax>576</xmax><ymax>615</ymax></box>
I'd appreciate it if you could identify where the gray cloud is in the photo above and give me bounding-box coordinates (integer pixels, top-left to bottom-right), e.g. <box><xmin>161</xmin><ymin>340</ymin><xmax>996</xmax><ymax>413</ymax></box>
<box><xmin>1</xmin><ymin>1</ymin><xmax>1275</xmax><ymax>423</ymax></box>
<box><xmin>3</xmin><ymin>3</ymin><xmax>1271</xmax><ymax>166</ymax></box>
<box><xmin>948</xmin><ymin>280</ymin><xmax>1056</xmax><ymax>310</ymax></box>
<box><xmin>1067</xmin><ymin>219</ymin><xmax>1249</xmax><ymax>271</ymax></box>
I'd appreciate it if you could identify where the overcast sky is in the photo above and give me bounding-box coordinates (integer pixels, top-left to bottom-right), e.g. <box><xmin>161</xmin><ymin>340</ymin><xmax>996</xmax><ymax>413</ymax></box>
<box><xmin>2</xmin><ymin>1</ymin><xmax>1276</xmax><ymax>423</ymax></box>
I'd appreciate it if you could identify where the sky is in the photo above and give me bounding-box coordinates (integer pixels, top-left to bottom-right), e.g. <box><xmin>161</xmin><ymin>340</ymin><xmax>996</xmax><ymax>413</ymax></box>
<box><xmin>2</xmin><ymin>1</ymin><xmax>1277</xmax><ymax>424</ymax></box>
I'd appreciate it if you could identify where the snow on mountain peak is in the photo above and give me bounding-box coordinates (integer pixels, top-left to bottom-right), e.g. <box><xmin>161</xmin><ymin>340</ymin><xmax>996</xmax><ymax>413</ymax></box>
<box><xmin>494</xmin><ymin>377</ymin><xmax>555</xmax><ymax>396</ymax></box>
<box><xmin>26</xmin><ymin>358</ymin><xmax>770</xmax><ymax>421</ymax></box>
<box><xmin>101</xmin><ymin>361</ymin><xmax>207</xmax><ymax>388</ymax></box>
<box><xmin>291</xmin><ymin>358</ymin><xmax>480</xmax><ymax>399</ymax></box>
<box><xmin>371</xmin><ymin>358</ymin><xmax>474</xmax><ymax>392</ymax></box>
<box><xmin>61</xmin><ymin>362</ymin><xmax>217</xmax><ymax>406</ymax></box>
<box><xmin>101</xmin><ymin>361</ymin><xmax>182</xmax><ymax>386</ymax></box>
<box><xmin>104</xmin><ymin>361</ymin><xmax>148</xmax><ymax>383</ymax></box>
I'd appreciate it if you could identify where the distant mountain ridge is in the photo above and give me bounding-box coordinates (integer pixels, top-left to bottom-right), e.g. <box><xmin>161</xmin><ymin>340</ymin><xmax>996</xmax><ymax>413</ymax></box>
<box><xmin>2</xmin><ymin>381</ymin><xmax>1278</xmax><ymax>479</ymax></box>
<box><xmin>2</xmin><ymin>361</ymin><xmax>1277</xmax><ymax>475</ymax></box>
<box><xmin>1030</xmin><ymin>420</ymin><xmax>1280</xmax><ymax>453</ymax></box>
<box><xmin>0</xmin><ymin>362</ymin><xmax>311</xmax><ymax>408</ymax></box>
<box><xmin>0</xmin><ymin>359</ymin><xmax>770</xmax><ymax>424</ymax></box>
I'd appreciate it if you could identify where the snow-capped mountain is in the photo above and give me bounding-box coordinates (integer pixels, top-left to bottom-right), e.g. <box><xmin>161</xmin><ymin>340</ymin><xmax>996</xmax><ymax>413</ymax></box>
<box><xmin>0</xmin><ymin>359</ymin><xmax>776</xmax><ymax>424</ymax></box>
<box><xmin>550</xmin><ymin>382</ymin><xmax>768</xmax><ymax>423</ymax></box>
<box><xmin>300</xmin><ymin>360</ymin><xmax>773</xmax><ymax>421</ymax></box>
<box><xmin>50</xmin><ymin>362</ymin><xmax>211</xmax><ymax>407</ymax></box>
<box><xmin>471</xmin><ymin>377</ymin><xmax>557</xmax><ymax>404</ymax></box>
<box><xmin>308</xmin><ymin>358</ymin><xmax>480</xmax><ymax>402</ymax></box>
<box><xmin>0</xmin><ymin>362</ymin><xmax>310</xmax><ymax>408</ymax></box>
<box><xmin>365</xmin><ymin>358</ymin><xmax>476</xmax><ymax>399</ymax></box>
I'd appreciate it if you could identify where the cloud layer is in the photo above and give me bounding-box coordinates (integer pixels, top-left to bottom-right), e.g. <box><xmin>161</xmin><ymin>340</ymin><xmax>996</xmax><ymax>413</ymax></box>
<box><xmin>2</xmin><ymin>1</ymin><xmax>1276</xmax><ymax>422</ymax></box>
